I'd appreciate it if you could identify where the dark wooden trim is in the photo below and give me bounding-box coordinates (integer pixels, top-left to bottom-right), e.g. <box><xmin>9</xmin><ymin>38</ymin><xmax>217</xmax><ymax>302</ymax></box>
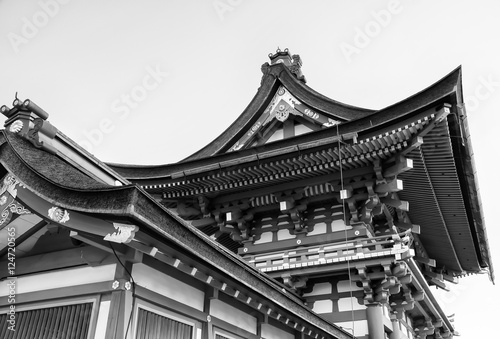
<box><xmin>0</xmin><ymin>281</ymin><xmax>112</xmax><ymax>306</ymax></box>
<box><xmin>105</xmin><ymin>290</ymin><xmax>125</xmax><ymax>339</ymax></box>
<box><xmin>0</xmin><ymin>246</ymin><xmax>112</xmax><ymax>279</ymax></box>
<box><xmin>70</xmin><ymin>231</ymin><xmax>130</xmax><ymax>258</ymax></box>
<box><xmin>284</xmin><ymin>119</ymin><xmax>295</xmax><ymax>139</ymax></box>
<box><xmin>213</xmin><ymin>166</ymin><xmax>373</xmax><ymax>206</ymax></box>
<box><xmin>203</xmin><ymin>286</ymin><xmax>215</xmax><ymax>339</ymax></box>
<box><xmin>266</xmin><ymin>258</ymin><xmax>394</xmax><ymax>279</ymax></box>
<box><xmin>240</xmin><ymin>228</ymin><xmax>368</xmax><ymax>256</ymax></box>
<box><xmin>15</xmin><ymin>183</ymin><xmax>119</xmax><ymax>238</ymax></box>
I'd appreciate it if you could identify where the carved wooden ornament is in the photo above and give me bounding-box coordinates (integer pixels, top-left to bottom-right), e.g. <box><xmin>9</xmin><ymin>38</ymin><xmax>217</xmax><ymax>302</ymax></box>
<box><xmin>104</xmin><ymin>223</ymin><xmax>138</xmax><ymax>244</ymax></box>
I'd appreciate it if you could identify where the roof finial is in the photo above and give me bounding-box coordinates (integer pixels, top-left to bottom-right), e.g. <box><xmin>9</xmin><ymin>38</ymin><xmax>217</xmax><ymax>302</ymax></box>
<box><xmin>267</xmin><ymin>48</ymin><xmax>306</xmax><ymax>83</ymax></box>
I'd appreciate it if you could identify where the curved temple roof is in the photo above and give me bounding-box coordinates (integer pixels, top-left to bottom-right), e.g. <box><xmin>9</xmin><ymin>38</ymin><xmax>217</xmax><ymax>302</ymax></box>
<box><xmin>0</xmin><ymin>51</ymin><xmax>493</xmax><ymax>339</ymax></box>
<box><xmin>107</xmin><ymin>61</ymin><xmax>467</xmax><ymax>182</ymax></box>
<box><xmin>0</xmin><ymin>51</ymin><xmax>493</xmax><ymax>284</ymax></box>
<box><xmin>105</xmin><ymin>57</ymin><xmax>493</xmax><ymax>283</ymax></box>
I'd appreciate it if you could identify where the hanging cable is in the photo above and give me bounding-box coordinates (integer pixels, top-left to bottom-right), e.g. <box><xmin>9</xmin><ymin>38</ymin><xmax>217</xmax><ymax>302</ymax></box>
<box><xmin>109</xmin><ymin>242</ymin><xmax>136</xmax><ymax>339</ymax></box>
<box><xmin>337</xmin><ymin>124</ymin><xmax>356</xmax><ymax>338</ymax></box>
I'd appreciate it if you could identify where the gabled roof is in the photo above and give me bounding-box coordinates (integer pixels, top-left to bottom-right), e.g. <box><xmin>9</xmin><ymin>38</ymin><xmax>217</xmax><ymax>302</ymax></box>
<box><xmin>182</xmin><ymin>52</ymin><xmax>376</xmax><ymax>161</ymax></box>
<box><xmin>107</xmin><ymin>64</ymin><xmax>463</xmax><ymax>181</ymax></box>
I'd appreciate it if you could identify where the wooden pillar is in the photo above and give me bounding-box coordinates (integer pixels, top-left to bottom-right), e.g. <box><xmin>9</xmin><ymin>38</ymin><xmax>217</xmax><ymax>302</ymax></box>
<box><xmin>203</xmin><ymin>287</ymin><xmax>217</xmax><ymax>339</ymax></box>
<box><xmin>105</xmin><ymin>290</ymin><xmax>125</xmax><ymax>339</ymax></box>
<box><xmin>366</xmin><ymin>304</ymin><xmax>384</xmax><ymax>339</ymax></box>
<box><xmin>389</xmin><ymin>315</ymin><xmax>401</xmax><ymax>339</ymax></box>
<box><xmin>106</xmin><ymin>258</ymin><xmax>134</xmax><ymax>339</ymax></box>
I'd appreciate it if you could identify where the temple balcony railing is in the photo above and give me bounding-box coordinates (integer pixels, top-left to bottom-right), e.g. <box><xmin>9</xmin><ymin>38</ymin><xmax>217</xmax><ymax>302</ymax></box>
<box><xmin>245</xmin><ymin>232</ymin><xmax>415</xmax><ymax>274</ymax></box>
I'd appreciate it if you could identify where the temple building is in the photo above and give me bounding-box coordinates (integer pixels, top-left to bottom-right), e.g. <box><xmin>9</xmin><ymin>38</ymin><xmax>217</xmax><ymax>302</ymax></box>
<box><xmin>0</xmin><ymin>49</ymin><xmax>493</xmax><ymax>339</ymax></box>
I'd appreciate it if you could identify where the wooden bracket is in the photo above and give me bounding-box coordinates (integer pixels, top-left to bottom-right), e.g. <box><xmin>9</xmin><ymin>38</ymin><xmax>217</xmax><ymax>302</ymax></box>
<box><xmin>383</xmin><ymin>156</ymin><xmax>413</xmax><ymax>178</ymax></box>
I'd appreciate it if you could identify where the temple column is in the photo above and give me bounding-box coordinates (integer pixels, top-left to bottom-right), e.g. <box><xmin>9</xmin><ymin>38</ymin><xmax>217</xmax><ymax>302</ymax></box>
<box><xmin>389</xmin><ymin>313</ymin><xmax>402</xmax><ymax>339</ymax></box>
<box><xmin>366</xmin><ymin>303</ymin><xmax>385</xmax><ymax>339</ymax></box>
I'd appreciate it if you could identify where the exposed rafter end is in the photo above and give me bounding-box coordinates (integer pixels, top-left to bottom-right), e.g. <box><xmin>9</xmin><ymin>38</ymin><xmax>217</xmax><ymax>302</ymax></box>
<box><xmin>415</xmin><ymin>256</ymin><xmax>436</xmax><ymax>267</ymax></box>
<box><xmin>428</xmin><ymin>278</ymin><xmax>449</xmax><ymax>291</ymax></box>
<box><xmin>402</xmin><ymin>136</ymin><xmax>424</xmax><ymax>156</ymax></box>
<box><xmin>375</xmin><ymin>179</ymin><xmax>403</xmax><ymax>193</ymax></box>
<box><xmin>70</xmin><ymin>231</ymin><xmax>131</xmax><ymax>258</ymax></box>
<box><xmin>384</xmin><ymin>156</ymin><xmax>414</xmax><ymax>178</ymax></box>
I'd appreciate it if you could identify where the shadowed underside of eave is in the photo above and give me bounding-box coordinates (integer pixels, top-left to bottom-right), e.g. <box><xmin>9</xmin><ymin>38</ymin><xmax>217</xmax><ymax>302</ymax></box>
<box><xmin>399</xmin><ymin>121</ymin><xmax>482</xmax><ymax>274</ymax></box>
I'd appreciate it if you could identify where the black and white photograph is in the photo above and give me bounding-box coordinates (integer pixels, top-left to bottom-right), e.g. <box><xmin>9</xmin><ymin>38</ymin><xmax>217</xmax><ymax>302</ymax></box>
<box><xmin>0</xmin><ymin>1</ymin><xmax>498</xmax><ymax>338</ymax></box>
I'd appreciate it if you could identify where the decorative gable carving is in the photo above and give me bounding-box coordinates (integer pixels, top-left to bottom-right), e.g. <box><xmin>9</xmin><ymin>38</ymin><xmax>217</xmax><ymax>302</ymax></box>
<box><xmin>228</xmin><ymin>86</ymin><xmax>340</xmax><ymax>152</ymax></box>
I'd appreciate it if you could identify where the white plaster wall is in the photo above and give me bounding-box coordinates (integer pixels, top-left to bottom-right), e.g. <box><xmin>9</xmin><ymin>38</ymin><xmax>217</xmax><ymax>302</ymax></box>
<box><xmin>277</xmin><ymin>229</ymin><xmax>295</xmax><ymax>240</ymax></box>
<box><xmin>261</xmin><ymin>323</ymin><xmax>294</xmax><ymax>339</ymax></box>
<box><xmin>335</xmin><ymin>320</ymin><xmax>368</xmax><ymax>337</ymax></box>
<box><xmin>254</xmin><ymin>231</ymin><xmax>273</xmax><ymax>244</ymax></box>
<box><xmin>303</xmin><ymin>282</ymin><xmax>332</xmax><ymax>296</ymax></box>
<box><xmin>312</xmin><ymin>299</ymin><xmax>333</xmax><ymax>314</ymax></box>
<box><xmin>132</xmin><ymin>263</ymin><xmax>204</xmax><ymax>311</ymax></box>
<box><xmin>337</xmin><ymin>280</ymin><xmax>363</xmax><ymax>293</ymax></box>
<box><xmin>307</xmin><ymin>222</ymin><xmax>327</xmax><ymax>235</ymax></box>
<box><xmin>210</xmin><ymin>299</ymin><xmax>257</xmax><ymax>335</ymax></box>
<box><xmin>338</xmin><ymin>297</ymin><xmax>365</xmax><ymax>312</ymax></box>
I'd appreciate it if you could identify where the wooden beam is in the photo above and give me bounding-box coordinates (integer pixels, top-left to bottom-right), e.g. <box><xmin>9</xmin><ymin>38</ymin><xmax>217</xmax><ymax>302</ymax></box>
<box><xmin>212</xmin><ymin>166</ymin><xmax>374</xmax><ymax>205</ymax></box>
<box><xmin>0</xmin><ymin>246</ymin><xmax>111</xmax><ymax>279</ymax></box>
<box><xmin>425</xmin><ymin>270</ymin><xmax>443</xmax><ymax>281</ymax></box>
<box><xmin>70</xmin><ymin>231</ymin><xmax>130</xmax><ymax>257</ymax></box>
<box><xmin>428</xmin><ymin>278</ymin><xmax>449</xmax><ymax>291</ymax></box>
<box><xmin>16</xmin><ymin>185</ymin><xmax>124</xmax><ymax>241</ymax></box>
<box><xmin>0</xmin><ymin>219</ymin><xmax>47</xmax><ymax>259</ymax></box>
<box><xmin>375</xmin><ymin>179</ymin><xmax>403</xmax><ymax>193</ymax></box>
<box><xmin>383</xmin><ymin>157</ymin><xmax>413</xmax><ymax>178</ymax></box>
<box><xmin>191</xmin><ymin>217</ymin><xmax>216</xmax><ymax>228</ymax></box>
<box><xmin>401</xmin><ymin>136</ymin><xmax>424</xmax><ymax>156</ymax></box>
<box><xmin>442</xmin><ymin>274</ymin><xmax>458</xmax><ymax>284</ymax></box>
<box><xmin>105</xmin><ymin>290</ymin><xmax>125</xmax><ymax>339</ymax></box>
<box><xmin>0</xmin><ymin>281</ymin><xmax>109</xmax><ymax>306</ymax></box>
<box><xmin>415</xmin><ymin>256</ymin><xmax>436</xmax><ymax>267</ymax></box>
<box><xmin>284</xmin><ymin>119</ymin><xmax>295</xmax><ymax>139</ymax></box>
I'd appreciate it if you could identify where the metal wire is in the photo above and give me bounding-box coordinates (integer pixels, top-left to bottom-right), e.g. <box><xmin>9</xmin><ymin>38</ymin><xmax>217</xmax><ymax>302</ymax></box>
<box><xmin>337</xmin><ymin>124</ymin><xmax>357</xmax><ymax>338</ymax></box>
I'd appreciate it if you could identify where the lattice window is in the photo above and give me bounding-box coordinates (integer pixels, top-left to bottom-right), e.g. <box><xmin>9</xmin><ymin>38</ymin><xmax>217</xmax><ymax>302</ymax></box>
<box><xmin>135</xmin><ymin>308</ymin><xmax>193</xmax><ymax>339</ymax></box>
<box><xmin>0</xmin><ymin>303</ymin><xmax>92</xmax><ymax>339</ymax></box>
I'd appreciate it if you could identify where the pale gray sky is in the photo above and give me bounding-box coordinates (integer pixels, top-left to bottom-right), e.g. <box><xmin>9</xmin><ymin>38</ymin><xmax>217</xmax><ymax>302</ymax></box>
<box><xmin>1</xmin><ymin>0</ymin><xmax>499</xmax><ymax>337</ymax></box>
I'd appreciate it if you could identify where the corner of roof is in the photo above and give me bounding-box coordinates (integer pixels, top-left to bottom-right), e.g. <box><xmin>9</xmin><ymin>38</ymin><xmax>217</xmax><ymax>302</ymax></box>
<box><xmin>1</xmin><ymin>97</ymin><xmax>130</xmax><ymax>188</ymax></box>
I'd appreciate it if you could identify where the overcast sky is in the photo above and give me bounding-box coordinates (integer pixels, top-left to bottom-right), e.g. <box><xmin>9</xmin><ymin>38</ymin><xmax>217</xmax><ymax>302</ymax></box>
<box><xmin>1</xmin><ymin>0</ymin><xmax>499</xmax><ymax>338</ymax></box>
